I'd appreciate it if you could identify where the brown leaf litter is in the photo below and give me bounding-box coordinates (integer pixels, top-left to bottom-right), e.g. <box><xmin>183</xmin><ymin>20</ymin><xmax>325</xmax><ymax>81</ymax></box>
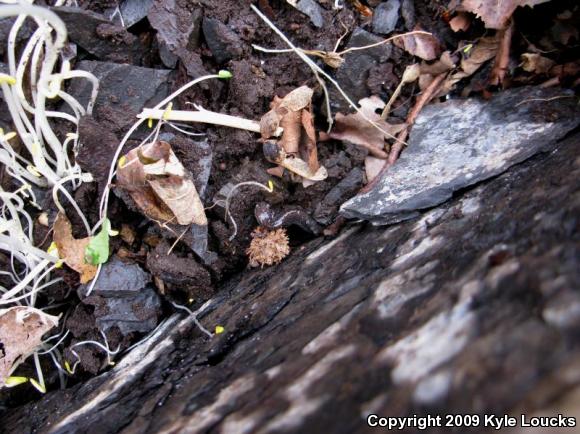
<box><xmin>456</xmin><ymin>0</ymin><xmax>550</xmax><ymax>30</ymax></box>
<box><xmin>321</xmin><ymin>96</ymin><xmax>405</xmax><ymax>159</ymax></box>
<box><xmin>0</xmin><ymin>307</ymin><xmax>59</xmax><ymax>387</ymax></box>
<box><xmin>116</xmin><ymin>140</ymin><xmax>207</xmax><ymax>226</ymax></box>
<box><xmin>54</xmin><ymin>213</ymin><xmax>97</xmax><ymax>284</ymax></box>
<box><xmin>260</xmin><ymin>86</ymin><xmax>327</xmax><ymax>184</ymax></box>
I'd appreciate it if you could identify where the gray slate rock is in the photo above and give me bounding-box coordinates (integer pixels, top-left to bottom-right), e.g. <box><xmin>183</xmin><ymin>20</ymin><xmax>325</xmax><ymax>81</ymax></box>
<box><xmin>52</xmin><ymin>7</ymin><xmax>144</xmax><ymax>63</ymax></box>
<box><xmin>314</xmin><ymin>167</ymin><xmax>364</xmax><ymax>225</ymax></box>
<box><xmin>147</xmin><ymin>0</ymin><xmax>205</xmax><ymax>73</ymax></box>
<box><xmin>331</xmin><ymin>28</ymin><xmax>392</xmax><ymax>111</ymax></box>
<box><xmin>79</xmin><ymin>258</ymin><xmax>162</xmax><ymax>336</ymax></box>
<box><xmin>202</xmin><ymin>17</ymin><xmax>243</xmax><ymax>64</ymax></box>
<box><xmin>106</xmin><ymin>0</ymin><xmax>155</xmax><ymax>28</ymax></box>
<box><xmin>294</xmin><ymin>0</ymin><xmax>325</xmax><ymax>28</ymax></box>
<box><xmin>340</xmin><ymin>87</ymin><xmax>580</xmax><ymax>224</ymax></box>
<box><xmin>401</xmin><ymin>0</ymin><xmax>416</xmax><ymax>30</ymax></box>
<box><xmin>0</xmin><ymin>18</ymin><xmax>33</xmax><ymax>56</ymax></box>
<box><xmin>68</xmin><ymin>60</ymin><xmax>171</xmax><ymax>134</ymax></box>
<box><xmin>79</xmin><ymin>258</ymin><xmax>151</xmax><ymax>298</ymax></box>
<box><xmin>372</xmin><ymin>0</ymin><xmax>400</xmax><ymax>34</ymax></box>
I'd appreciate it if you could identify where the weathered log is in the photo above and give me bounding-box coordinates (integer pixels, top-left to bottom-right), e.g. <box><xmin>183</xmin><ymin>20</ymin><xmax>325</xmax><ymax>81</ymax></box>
<box><xmin>1</xmin><ymin>127</ymin><xmax>579</xmax><ymax>433</ymax></box>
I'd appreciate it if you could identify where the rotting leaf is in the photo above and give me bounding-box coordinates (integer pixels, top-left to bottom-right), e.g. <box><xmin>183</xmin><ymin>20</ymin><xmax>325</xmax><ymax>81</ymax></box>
<box><xmin>85</xmin><ymin>218</ymin><xmax>111</xmax><ymax>266</ymax></box>
<box><xmin>54</xmin><ymin>213</ymin><xmax>97</xmax><ymax>284</ymax></box>
<box><xmin>458</xmin><ymin>0</ymin><xmax>550</xmax><ymax>29</ymax></box>
<box><xmin>116</xmin><ymin>141</ymin><xmax>207</xmax><ymax>226</ymax></box>
<box><xmin>260</xmin><ymin>86</ymin><xmax>326</xmax><ymax>184</ymax></box>
<box><xmin>424</xmin><ymin>36</ymin><xmax>498</xmax><ymax>95</ymax></box>
<box><xmin>449</xmin><ymin>12</ymin><xmax>472</xmax><ymax>32</ymax></box>
<box><xmin>263</xmin><ymin>141</ymin><xmax>327</xmax><ymax>181</ymax></box>
<box><xmin>393</xmin><ymin>29</ymin><xmax>441</xmax><ymax>61</ymax></box>
<box><xmin>320</xmin><ymin>96</ymin><xmax>405</xmax><ymax>159</ymax></box>
<box><xmin>0</xmin><ymin>307</ymin><xmax>59</xmax><ymax>388</ymax></box>
<box><xmin>148</xmin><ymin>176</ymin><xmax>206</xmax><ymax>226</ymax></box>
<box><xmin>520</xmin><ymin>53</ymin><xmax>555</xmax><ymax>74</ymax></box>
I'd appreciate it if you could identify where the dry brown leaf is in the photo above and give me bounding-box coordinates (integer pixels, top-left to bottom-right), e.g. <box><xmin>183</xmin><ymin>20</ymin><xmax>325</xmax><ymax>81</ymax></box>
<box><xmin>117</xmin><ymin>141</ymin><xmax>206</xmax><ymax>226</ymax></box>
<box><xmin>427</xmin><ymin>36</ymin><xmax>498</xmax><ymax>95</ymax></box>
<box><xmin>300</xmin><ymin>109</ymin><xmax>319</xmax><ymax>173</ymax></box>
<box><xmin>260</xmin><ymin>86</ymin><xmax>325</xmax><ymax>184</ymax></box>
<box><xmin>461</xmin><ymin>36</ymin><xmax>499</xmax><ymax>75</ymax></box>
<box><xmin>449</xmin><ymin>12</ymin><xmax>472</xmax><ymax>32</ymax></box>
<box><xmin>278</xmin><ymin>86</ymin><xmax>314</xmax><ymax>111</ymax></box>
<box><xmin>321</xmin><ymin>96</ymin><xmax>405</xmax><ymax>158</ymax></box>
<box><xmin>419</xmin><ymin>51</ymin><xmax>456</xmax><ymax>76</ymax></box>
<box><xmin>521</xmin><ymin>53</ymin><xmax>555</xmax><ymax>74</ymax></box>
<box><xmin>260</xmin><ymin>108</ymin><xmax>284</xmax><ymax>140</ymax></box>
<box><xmin>459</xmin><ymin>0</ymin><xmax>549</xmax><ymax>29</ymax></box>
<box><xmin>0</xmin><ymin>306</ymin><xmax>59</xmax><ymax>387</ymax></box>
<box><xmin>364</xmin><ymin>156</ymin><xmax>386</xmax><ymax>183</ymax></box>
<box><xmin>393</xmin><ymin>29</ymin><xmax>441</xmax><ymax>61</ymax></box>
<box><xmin>279</xmin><ymin>108</ymin><xmax>302</xmax><ymax>155</ymax></box>
<box><xmin>148</xmin><ymin>175</ymin><xmax>207</xmax><ymax>226</ymax></box>
<box><xmin>279</xmin><ymin>156</ymin><xmax>328</xmax><ymax>181</ymax></box>
<box><xmin>54</xmin><ymin>213</ymin><xmax>97</xmax><ymax>283</ymax></box>
<box><xmin>263</xmin><ymin>141</ymin><xmax>327</xmax><ymax>181</ymax></box>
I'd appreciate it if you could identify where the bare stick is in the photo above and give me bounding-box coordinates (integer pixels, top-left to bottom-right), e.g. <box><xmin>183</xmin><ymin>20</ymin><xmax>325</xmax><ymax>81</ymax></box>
<box><xmin>489</xmin><ymin>20</ymin><xmax>514</xmax><ymax>87</ymax></box>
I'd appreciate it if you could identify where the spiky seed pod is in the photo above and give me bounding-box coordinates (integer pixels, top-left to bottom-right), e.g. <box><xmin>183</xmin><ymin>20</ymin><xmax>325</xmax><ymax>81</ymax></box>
<box><xmin>246</xmin><ymin>227</ymin><xmax>290</xmax><ymax>267</ymax></box>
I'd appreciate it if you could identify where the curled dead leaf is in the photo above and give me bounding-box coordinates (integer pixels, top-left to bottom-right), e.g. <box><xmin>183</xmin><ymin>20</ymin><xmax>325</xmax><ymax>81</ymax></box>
<box><xmin>260</xmin><ymin>86</ymin><xmax>325</xmax><ymax>184</ymax></box>
<box><xmin>148</xmin><ymin>176</ymin><xmax>207</xmax><ymax>226</ymax></box>
<box><xmin>458</xmin><ymin>0</ymin><xmax>549</xmax><ymax>29</ymax></box>
<box><xmin>263</xmin><ymin>141</ymin><xmax>327</xmax><ymax>181</ymax></box>
<box><xmin>320</xmin><ymin>96</ymin><xmax>405</xmax><ymax>158</ymax></box>
<box><xmin>393</xmin><ymin>29</ymin><xmax>441</xmax><ymax>61</ymax></box>
<box><xmin>53</xmin><ymin>213</ymin><xmax>97</xmax><ymax>284</ymax></box>
<box><xmin>0</xmin><ymin>307</ymin><xmax>59</xmax><ymax>387</ymax></box>
<box><xmin>449</xmin><ymin>12</ymin><xmax>472</xmax><ymax>32</ymax></box>
<box><xmin>424</xmin><ymin>37</ymin><xmax>498</xmax><ymax>95</ymax></box>
<box><xmin>116</xmin><ymin>141</ymin><xmax>207</xmax><ymax>226</ymax></box>
<box><xmin>278</xmin><ymin>86</ymin><xmax>314</xmax><ymax>112</ymax></box>
<box><xmin>521</xmin><ymin>53</ymin><xmax>555</xmax><ymax>74</ymax></box>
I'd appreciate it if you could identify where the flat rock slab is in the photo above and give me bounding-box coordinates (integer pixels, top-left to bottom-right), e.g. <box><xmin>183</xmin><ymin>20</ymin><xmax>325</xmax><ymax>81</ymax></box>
<box><xmin>341</xmin><ymin>87</ymin><xmax>580</xmax><ymax>224</ymax></box>
<box><xmin>68</xmin><ymin>60</ymin><xmax>171</xmax><ymax>135</ymax></box>
<box><xmin>53</xmin><ymin>7</ymin><xmax>144</xmax><ymax>63</ymax></box>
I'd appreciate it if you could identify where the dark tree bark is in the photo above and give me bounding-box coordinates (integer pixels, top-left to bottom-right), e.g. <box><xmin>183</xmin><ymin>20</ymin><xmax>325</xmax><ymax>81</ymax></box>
<box><xmin>1</xmin><ymin>132</ymin><xmax>579</xmax><ymax>434</ymax></box>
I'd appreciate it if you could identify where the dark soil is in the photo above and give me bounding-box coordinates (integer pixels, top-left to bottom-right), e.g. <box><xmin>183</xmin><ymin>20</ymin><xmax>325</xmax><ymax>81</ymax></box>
<box><xmin>0</xmin><ymin>0</ymin><xmax>578</xmax><ymax>409</ymax></box>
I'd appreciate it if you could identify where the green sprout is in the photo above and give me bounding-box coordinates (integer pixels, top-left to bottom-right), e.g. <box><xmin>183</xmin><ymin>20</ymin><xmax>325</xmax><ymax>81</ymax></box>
<box><xmin>85</xmin><ymin>218</ymin><xmax>111</xmax><ymax>266</ymax></box>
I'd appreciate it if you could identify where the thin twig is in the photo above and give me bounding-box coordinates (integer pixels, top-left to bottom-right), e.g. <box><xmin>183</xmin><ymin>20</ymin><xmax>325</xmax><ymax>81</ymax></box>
<box><xmin>360</xmin><ymin>72</ymin><xmax>446</xmax><ymax>193</ymax></box>
<box><xmin>489</xmin><ymin>20</ymin><xmax>514</xmax><ymax>87</ymax></box>
<box><xmin>388</xmin><ymin>72</ymin><xmax>446</xmax><ymax>165</ymax></box>
<box><xmin>336</xmin><ymin>31</ymin><xmax>431</xmax><ymax>55</ymax></box>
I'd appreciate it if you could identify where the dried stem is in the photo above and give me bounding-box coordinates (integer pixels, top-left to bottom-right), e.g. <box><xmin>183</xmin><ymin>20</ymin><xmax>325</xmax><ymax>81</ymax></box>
<box><xmin>336</xmin><ymin>30</ymin><xmax>431</xmax><ymax>55</ymax></box>
<box><xmin>489</xmin><ymin>20</ymin><xmax>514</xmax><ymax>87</ymax></box>
<box><xmin>361</xmin><ymin>72</ymin><xmax>446</xmax><ymax>193</ymax></box>
<box><xmin>388</xmin><ymin>72</ymin><xmax>446</xmax><ymax>164</ymax></box>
